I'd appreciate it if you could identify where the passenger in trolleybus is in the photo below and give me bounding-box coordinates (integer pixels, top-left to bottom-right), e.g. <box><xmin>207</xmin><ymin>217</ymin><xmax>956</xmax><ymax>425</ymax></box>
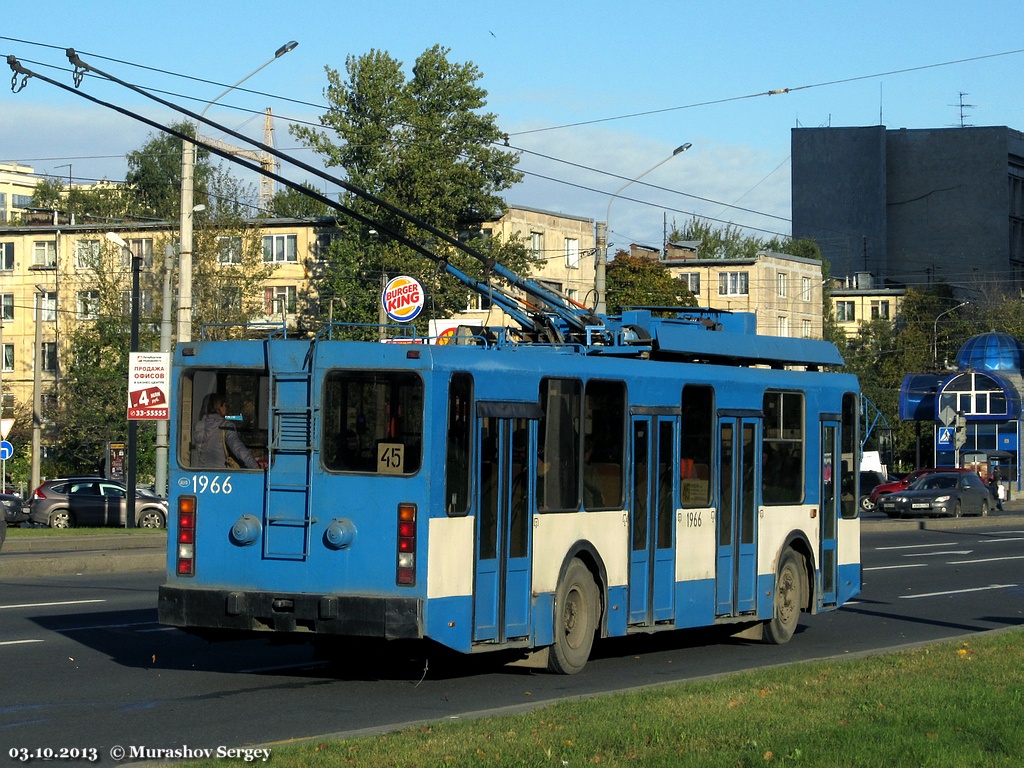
<box><xmin>191</xmin><ymin>393</ymin><xmax>262</xmax><ymax>470</ymax></box>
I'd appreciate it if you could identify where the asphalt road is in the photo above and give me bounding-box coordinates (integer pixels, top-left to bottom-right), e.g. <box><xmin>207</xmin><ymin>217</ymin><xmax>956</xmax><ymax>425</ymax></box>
<box><xmin>2</xmin><ymin>517</ymin><xmax>1023</xmax><ymax>764</ymax></box>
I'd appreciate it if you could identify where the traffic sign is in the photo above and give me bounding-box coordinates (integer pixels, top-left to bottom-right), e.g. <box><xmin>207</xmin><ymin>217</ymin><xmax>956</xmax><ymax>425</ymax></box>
<box><xmin>937</xmin><ymin>427</ymin><xmax>954</xmax><ymax>447</ymax></box>
<box><xmin>939</xmin><ymin>404</ymin><xmax>956</xmax><ymax>427</ymax></box>
<box><xmin>0</xmin><ymin>418</ymin><xmax>13</xmax><ymax>440</ymax></box>
<box><xmin>0</xmin><ymin>440</ymin><xmax>13</xmax><ymax>461</ymax></box>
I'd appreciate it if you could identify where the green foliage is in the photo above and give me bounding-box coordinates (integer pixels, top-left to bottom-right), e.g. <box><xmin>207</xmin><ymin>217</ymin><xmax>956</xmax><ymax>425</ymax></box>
<box><xmin>124</xmin><ymin>121</ymin><xmax>214</xmax><ymax>220</ymax></box>
<box><xmin>292</xmin><ymin>45</ymin><xmax>528</xmax><ymax>324</ymax></box>
<box><xmin>606</xmin><ymin>252</ymin><xmax>697</xmax><ymax>314</ymax></box>
<box><xmin>270</xmin><ymin>183</ymin><xmax>335</xmax><ymax>219</ymax></box>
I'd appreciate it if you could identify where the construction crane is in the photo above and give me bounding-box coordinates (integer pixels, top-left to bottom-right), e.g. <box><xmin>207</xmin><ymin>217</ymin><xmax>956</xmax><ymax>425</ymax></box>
<box><xmin>199</xmin><ymin>107</ymin><xmax>278</xmax><ymax>210</ymax></box>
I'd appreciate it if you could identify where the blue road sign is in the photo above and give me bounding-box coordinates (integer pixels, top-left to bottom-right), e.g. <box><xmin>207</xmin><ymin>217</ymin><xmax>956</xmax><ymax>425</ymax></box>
<box><xmin>0</xmin><ymin>440</ymin><xmax>13</xmax><ymax>461</ymax></box>
<box><xmin>937</xmin><ymin>427</ymin><xmax>954</xmax><ymax>447</ymax></box>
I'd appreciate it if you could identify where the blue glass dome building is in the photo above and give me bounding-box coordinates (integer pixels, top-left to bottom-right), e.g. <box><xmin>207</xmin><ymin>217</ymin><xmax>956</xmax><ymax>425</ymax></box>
<box><xmin>900</xmin><ymin>332</ymin><xmax>1023</xmax><ymax>488</ymax></box>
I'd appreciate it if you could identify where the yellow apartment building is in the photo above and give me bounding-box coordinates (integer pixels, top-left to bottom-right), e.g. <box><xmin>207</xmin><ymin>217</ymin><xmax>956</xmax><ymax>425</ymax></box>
<box><xmin>657</xmin><ymin>248</ymin><xmax>825</xmax><ymax>339</ymax></box>
<box><xmin>829</xmin><ymin>272</ymin><xmax>907</xmax><ymax>337</ymax></box>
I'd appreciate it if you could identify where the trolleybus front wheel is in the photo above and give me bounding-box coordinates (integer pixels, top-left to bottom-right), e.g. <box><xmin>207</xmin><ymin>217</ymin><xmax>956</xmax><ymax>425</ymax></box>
<box><xmin>548</xmin><ymin>558</ymin><xmax>598</xmax><ymax>675</ymax></box>
<box><xmin>763</xmin><ymin>549</ymin><xmax>803</xmax><ymax>645</ymax></box>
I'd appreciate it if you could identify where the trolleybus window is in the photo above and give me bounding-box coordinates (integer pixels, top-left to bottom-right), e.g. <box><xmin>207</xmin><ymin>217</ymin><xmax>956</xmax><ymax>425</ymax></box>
<box><xmin>680</xmin><ymin>384</ymin><xmax>714</xmax><ymax>507</ymax></box>
<box><xmin>445</xmin><ymin>373</ymin><xmax>472</xmax><ymax>516</ymax></box>
<box><xmin>583</xmin><ymin>380</ymin><xmax>625</xmax><ymax>510</ymax></box>
<box><xmin>762</xmin><ymin>391</ymin><xmax>805</xmax><ymax>504</ymax></box>
<box><xmin>841</xmin><ymin>391</ymin><xmax>859</xmax><ymax>519</ymax></box>
<box><xmin>538</xmin><ymin>378</ymin><xmax>582</xmax><ymax>512</ymax></box>
<box><xmin>180</xmin><ymin>371</ymin><xmax>268</xmax><ymax>470</ymax></box>
<box><xmin>322</xmin><ymin>371</ymin><xmax>424</xmax><ymax>474</ymax></box>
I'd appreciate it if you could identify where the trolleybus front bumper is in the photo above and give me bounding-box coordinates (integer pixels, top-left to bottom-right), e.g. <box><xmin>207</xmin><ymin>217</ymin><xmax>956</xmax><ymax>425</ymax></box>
<box><xmin>158</xmin><ymin>585</ymin><xmax>423</xmax><ymax>639</ymax></box>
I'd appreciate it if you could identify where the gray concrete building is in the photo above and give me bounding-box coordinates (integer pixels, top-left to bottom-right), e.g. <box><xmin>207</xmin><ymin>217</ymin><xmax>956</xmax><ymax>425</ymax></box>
<box><xmin>792</xmin><ymin>126</ymin><xmax>1024</xmax><ymax>292</ymax></box>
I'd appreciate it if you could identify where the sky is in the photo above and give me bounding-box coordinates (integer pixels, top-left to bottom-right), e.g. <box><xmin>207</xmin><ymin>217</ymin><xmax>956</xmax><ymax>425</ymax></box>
<box><xmin>2</xmin><ymin>0</ymin><xmax>1023</xmax><ymax>253</ymax></box>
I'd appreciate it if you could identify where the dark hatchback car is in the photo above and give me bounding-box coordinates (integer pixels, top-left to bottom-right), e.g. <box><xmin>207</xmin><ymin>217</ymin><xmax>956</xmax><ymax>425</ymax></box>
<box><xmin>29</xmin><ymin>478</ymin><xmax>167</xmax><ymax>529</ymax></box>
<box><xmin>1</xmin><ymin>492</ymin><xmax>27</xmax><ymax>525</ymax></box>
<box><xmin>877</xmin><ymin>472</ymin><xmax>992</xmax><ymax>518</ymax></box>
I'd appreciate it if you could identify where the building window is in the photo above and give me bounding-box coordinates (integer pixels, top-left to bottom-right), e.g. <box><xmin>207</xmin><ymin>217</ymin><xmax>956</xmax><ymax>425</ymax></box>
<box><xmin>1</xmin><ymin>293</ymin><xmax>12</xmax><ymax>322</ymax></box>
<box><xmin>777</xmin><ymin>273</ymin><xmax>788</xmax><ymax>297</ymax></box>
<box><xmin>566</xmin><ymin>288</ymin><xmax>579</xmax><ymax>304</ymax></box>
<box><xmin>870</xmin><ymin>300</ymin><xmax>890</xmax><ymax>320</ymax></box>
<box><xmin>530</xmin><ymin>231</ymin><xmax>543</xmax><ymax>260</ymax></box>
<box><xmin>33</xmin><ymin>241</ymin><xmax>57</xmax><ymax>268</ymax></box>
<box><xmin>777</xmin><ymin>316</ymin><xmax>789</xmax><ymax>337</ymax></box>
<box><xmin>263</xmin><ymin>234</ymin><xmax>298</xmax><ymax>262</ymax></box>
<box><xmin>12</xmin><ymin>194</ymin><xmax>33</xmax><ymax>208</ymax></box>
<box><xmin>1</xmin><ymin>242</ymin><xmax>13</xmax><ymax>271</ymax></box>
<box><xmin>565</xmin><ymin>237</ymin><xmax>580</xmax><ymax>269</ymax></box>
<box><xmin>835</xmin><ymin>301</ymin><xmax>855</xmax><ymax>322</ymax></box>
<box><xmin>122</xmin><ymin>238</ymin><xmax>154</xmax><ymax>269</ymax></box>
<box><xmin>75</xmin><ymin>239</ymin><xmax>100</xmax><ymax>269</ymax></box>
<box><xmin>217</xmin><ymin>236</ymin><xmax>243</xmax><ymax>265</ymax></box>
<box><xmin>221</xmin><ymin>286</ymin><xmax>243</xmax><ymax>313</ymax></box>
<box><xmin>681</xmin><ymin>272</ymin><xmax>700</xmax><ymax>295</ymax></box>
<box><xmin>802</xmin><ymin>319</ymin><xmax>811</xmax><ymax>338</ymax></box>
<box><xmin>718</xmin><ymin>271</ymin><xmax>749</xmax><ymax>296</ymax></box>
<box><xmin>802</xmin><ymin>276</ymin><xmax>811</xmax><ymax>301</ymax></box>
<box><xmin>1</xmin><ymin>343</ymin><xmax>12</xmax><ymax>373</ymax></box>
<box><xmin>938</xmin><ymin>373</ymin><xmax>1008</xmax><ymax>416</ymax></box>
<box><xmin>77</xmin><ymin>290</ymin><xmax>100</xmax><ymax>320</ymax></box>
<box><xmin>264</xmin><ymin>285</ymin><xmax>297</xmax><ymax>314</ymax></box>
<box><xmin>121</xmin><ymin>290</ymin><xmax>153</xmax><ymax>315</ymax></box>
<box><xmin>37</xmin><ymin>292</ymin><xmax>57</xmax><ymax>322</ymax></box>
<box><xmin>41</xmin><ymin>342</ymin><xmax>58</xmax><ymax>373</ymax></box>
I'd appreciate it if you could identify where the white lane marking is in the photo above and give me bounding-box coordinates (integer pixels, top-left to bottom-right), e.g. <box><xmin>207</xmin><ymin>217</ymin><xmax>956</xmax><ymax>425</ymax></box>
<box><xmin>0</xmin><ymin>639</ymin><xmax>45</xmax><ymax>646</ymax></box>
<box><xmin>899</xmin><ymin>583</ymin><xmax>1016</xmax><ymax>599</ymax></box>
<box><xmin>0</xmin><ymin>599</ymin><xmax>106</xmax><ymax>610</ymax></box>
<box><xmin>948</xmin><ymin>554</ymin><xmax>1024</xmax><ymax>565</ymax></box>
<box><xmin>59</xmin><ymin>620</ymin><xmax>156</xmax><ymax>632</ymax></box>
<box><xmin>875</xmin><ymin>542</ymin><xmax>960</xmax><ymax>551</ymax></box>
<box><xmin>864</xmin><ymin>563</ymin><xmax>928</xmax><ymax>571</ymax></box>
<box><xmin>911</xmin><ymin>550</ymin><xmax>973</xmax><ymax>557</ymax></box>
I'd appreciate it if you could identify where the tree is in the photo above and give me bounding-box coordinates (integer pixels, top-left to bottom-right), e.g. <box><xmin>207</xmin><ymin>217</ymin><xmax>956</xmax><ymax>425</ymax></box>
<box><xmin>605</xmin><ymin>251</ymin><xmax>696</xmax><ymax>314</ymax></box>
<box><xmin>124</xmin><ymin>121</ymin><xmax>214</xmax><ymax>220</ymax></box>
<box><xmin>292</xmin><ymin>46</ymin><xmax>533</xmax><ymax>328</ymax></box>
<box><xmin>270</xmin><ymin>183</ymin><xmax>334</xmax><ymax>219</ymax></box>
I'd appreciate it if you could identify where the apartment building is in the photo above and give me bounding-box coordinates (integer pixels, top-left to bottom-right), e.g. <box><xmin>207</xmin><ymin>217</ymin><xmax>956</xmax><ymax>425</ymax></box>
<box><xmin>659</xmin><ymin>249</ymin><xmax>825</xmax><ymax>338</ymax></box>
<box><xmin>0</xmin><ymin>163</ymin><xmax>41</xmax><ymax>225</ymax></box>
<box><xmin>830</xmin><ymin>272</ymin><xmax>907</xmax><ymax>338</ymax></box>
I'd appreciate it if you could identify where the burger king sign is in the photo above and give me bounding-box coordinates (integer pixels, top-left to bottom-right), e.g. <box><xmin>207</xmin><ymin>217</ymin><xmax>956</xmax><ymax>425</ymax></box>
<box><xmin>382</xmin><ymin>275</ymin><xmax>425</xmax><ymax>323</ymax></box>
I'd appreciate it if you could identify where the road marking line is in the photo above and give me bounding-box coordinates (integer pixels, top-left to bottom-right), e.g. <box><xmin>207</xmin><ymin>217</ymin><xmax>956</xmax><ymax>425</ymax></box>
<box><xmin>60</xmin><ymin>620</ymin><xmax>156</xmax><ymax>632</ymax></box>
<box><xmin>136</xmin><ymin>626</ymin><xmax>177</xmax><ymax>633</ymax></box>
<box><xmin>0</xmin><ymin>639</ymin><xmax>44</xmax><ymax>646</ymax></box>
<box><xmin>0</xmin><ymin>599</ymin><xmax>105</xmax><ymax>610</ymax></box>
<box><xmin>864</xmin><ymin>563</ymin><xmax>928</xmax><ymax>571</ymax></box>
<box><xmin>899</xmin><ymin>583</ymin><xmax>1016</xmax><ymax>599</ymax></box>
<box><xmin>909</xmin><ymin>550</ymin><xmax>973</xmax><ymax>557</ymax></box>
<box><xmin>875</xmin><ymin>542</ymin><xmax>959</xmax><ymax>551</ymax></box>
<box><xmin>948</xmin><ymin>554</ymin><xmax>1024</xmax><ymax>565</ymax></box>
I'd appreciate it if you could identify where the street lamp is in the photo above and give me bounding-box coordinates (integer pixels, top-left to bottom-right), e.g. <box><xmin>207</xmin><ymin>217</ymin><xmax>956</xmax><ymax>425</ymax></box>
<box><xmin>933</xmin><ymin>300</ymin><xmax>970</xmax><ymax>368</ymax></box>
<box><xmin>106</xmin><ymin>232</ymin><xmax>140</xmax><ymax>528</ymax></box>
<box><xmin>594</xmin><ymin>143</ymin><xmax>691</xmax><ymax>315</ymax></box>
<box><xmin>178</xmin><ymin>41</ymin><xmax>298</xmax><ymax>344</ymax></box>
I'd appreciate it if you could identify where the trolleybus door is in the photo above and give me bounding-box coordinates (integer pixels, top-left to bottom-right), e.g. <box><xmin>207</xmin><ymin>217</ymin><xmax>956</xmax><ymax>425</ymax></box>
<box><xmin>628</xmin><ymin>415</ymin><xmax>677</xmax><ymax>626</ymax></box>
<box><xmin>819</xmin><ymin>421</ymin><xmax>841</xmax><ymax>606</ymax></box>
<box><xmin>716</xmin><ymin>416</ymin><xmax>759</xmax><ymax>617</ymax></box>
<box><xmin>473</xmin><ymin>413</ymin><xmax>533</xmax><ymax>644</ymax></box>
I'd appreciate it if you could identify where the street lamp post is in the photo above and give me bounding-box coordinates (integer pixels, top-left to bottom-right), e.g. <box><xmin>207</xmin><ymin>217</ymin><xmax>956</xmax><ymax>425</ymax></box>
<box><xmin>594</xmin><ymin>143</ymin><xmax>691</xmax><ymax>315</ymax></box>
<box><xmin>933</xmin><ymin>300</ymin><xmax>970</xmax><ymax>368</ymax></box>
<box><xmin>107</xmin><ymin>233</ymin><xmax>140</xmax><ymax>528</ymax></box>
<box><xmin>177</xmin><ymin>41</ymin><xmax>298</xmax><ymax>344</ymax></box>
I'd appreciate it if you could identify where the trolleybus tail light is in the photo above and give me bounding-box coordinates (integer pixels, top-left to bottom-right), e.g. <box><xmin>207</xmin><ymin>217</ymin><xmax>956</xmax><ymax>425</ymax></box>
<box><xmin>177</xmin><ymin>495</ymin><xmax>197</xmax><ymax>576</ymax></box>
<box><xmin>396</xmin><ymin>502</ymin><xmax>417</xmax><ymax>586</ymax></box>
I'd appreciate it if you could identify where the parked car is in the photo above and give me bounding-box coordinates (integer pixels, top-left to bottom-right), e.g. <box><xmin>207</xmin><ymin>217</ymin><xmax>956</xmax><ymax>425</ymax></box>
<box><xmin>28</xmin><ymin>478</ymin><xmax>167</xmax><ymax>529</ymax></box>
<box><xmin>859</xmin><ymin>470</ymin><xmax>890</xmax><ymax>511</ymax></box>
<box><xmin>1</xmin><ymin>492</ymin><xmax>27</xmax><ymax>525</ymax></box>
<box><xmin>0</xmin><ymin>513</ymin><xmax>5</xmax><ymax>551</ymax></box>
<box><xmin>868</xmin><ymin>467</ymin><xmax>973</xmax><ymax>507</ymax></box>
<box><xmin>877</xmin><ymin>471</ymin><xmax>992</xmax><ymax>518</ymax></box>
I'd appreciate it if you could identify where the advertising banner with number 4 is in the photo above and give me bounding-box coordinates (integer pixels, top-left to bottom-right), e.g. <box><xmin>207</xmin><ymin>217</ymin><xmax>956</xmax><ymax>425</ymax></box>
<box><xmin>127</xmin><ymin>352</ymin><xmax>171</xmax><ymax>420</ymax></box>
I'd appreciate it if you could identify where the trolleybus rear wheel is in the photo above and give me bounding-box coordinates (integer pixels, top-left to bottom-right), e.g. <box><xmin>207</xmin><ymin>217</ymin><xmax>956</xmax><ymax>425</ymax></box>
<box><xmin>764</xmin><ymin>549</ymin><xmax>802</xmax><ymax>645</ymax></box>
<box><xmin>548</xmin><ymin>558</ymin><xmax>598</xmax><ymax>675</ymax></box>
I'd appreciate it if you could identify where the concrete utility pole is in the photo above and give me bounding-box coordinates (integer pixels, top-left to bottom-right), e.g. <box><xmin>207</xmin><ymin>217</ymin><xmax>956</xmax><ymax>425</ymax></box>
<box><xmin>595</xmin><ymin>143</ymin><xmax>690</xmax><ymax>315</ymax></box>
